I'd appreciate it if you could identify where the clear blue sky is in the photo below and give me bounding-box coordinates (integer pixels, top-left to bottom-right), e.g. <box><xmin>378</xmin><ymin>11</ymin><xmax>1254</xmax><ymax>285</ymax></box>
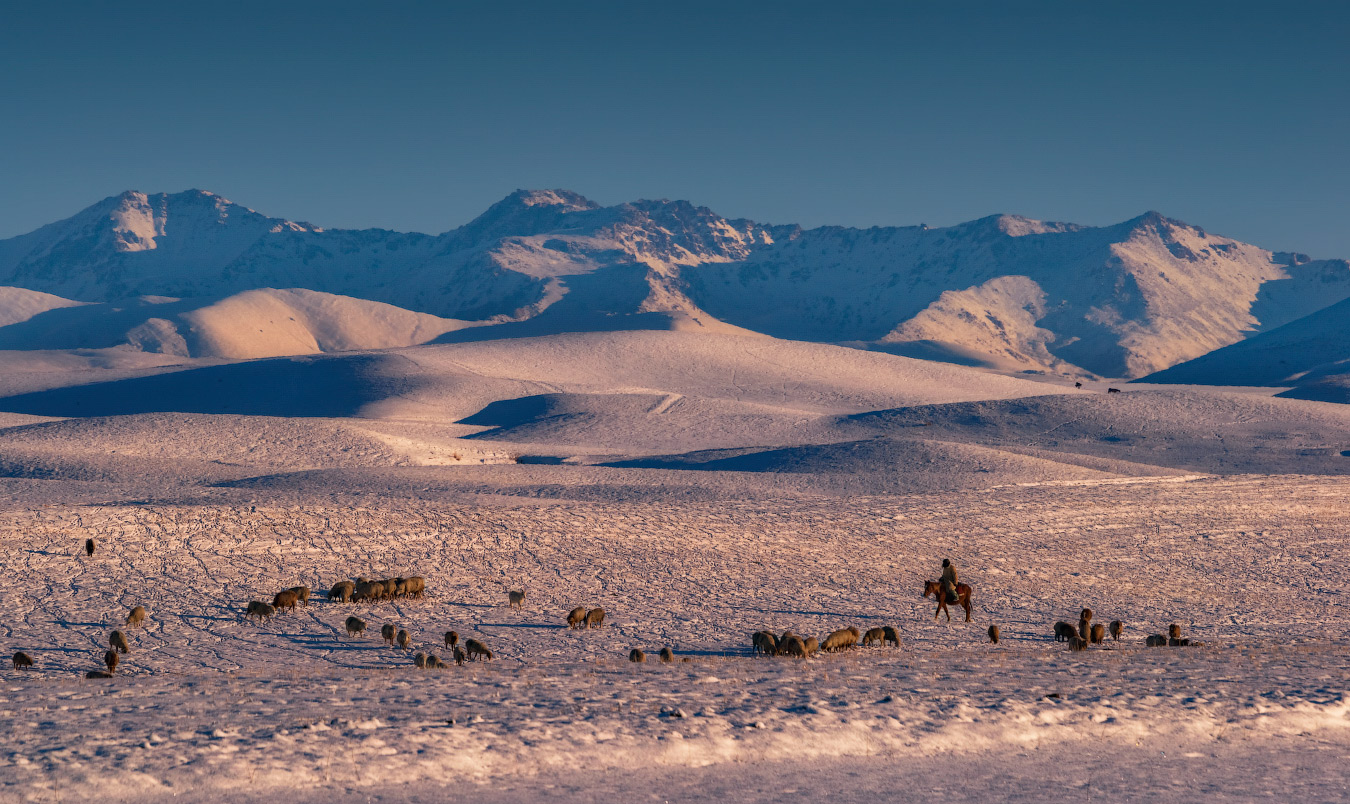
<box><xmin>2</xmin><ymin>1</ymin><xmax>1347</xmax><ymax>256</ymax></box>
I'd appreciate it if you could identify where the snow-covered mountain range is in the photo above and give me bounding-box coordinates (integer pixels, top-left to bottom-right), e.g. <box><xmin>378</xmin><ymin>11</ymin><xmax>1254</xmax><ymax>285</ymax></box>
<box><xmin>1</xmin><ymin>188</ymin><xmax>1346</xmax><ymax>378</ymax></box>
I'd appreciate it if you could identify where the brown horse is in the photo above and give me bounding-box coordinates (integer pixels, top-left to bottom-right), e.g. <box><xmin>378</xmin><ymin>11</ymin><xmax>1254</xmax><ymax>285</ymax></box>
<box><xmin>923</xmin><ymin>580</ymin><xmax>973</xmax><ymax>622</ymax></box>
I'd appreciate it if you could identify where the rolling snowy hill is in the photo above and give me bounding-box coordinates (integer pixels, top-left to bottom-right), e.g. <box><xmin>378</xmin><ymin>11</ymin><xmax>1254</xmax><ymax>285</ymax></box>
<box><xmin>2</xmin><ymin>189</ymin><xmax>1347</xmax><ymax>377</ymax></box>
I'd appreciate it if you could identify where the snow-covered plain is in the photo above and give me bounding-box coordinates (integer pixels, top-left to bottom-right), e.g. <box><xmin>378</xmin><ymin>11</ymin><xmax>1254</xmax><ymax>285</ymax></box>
<box><xmin>1</xmin><ymin>332</ymin><xmax>1349</xmax><ymax>802</ymax></box>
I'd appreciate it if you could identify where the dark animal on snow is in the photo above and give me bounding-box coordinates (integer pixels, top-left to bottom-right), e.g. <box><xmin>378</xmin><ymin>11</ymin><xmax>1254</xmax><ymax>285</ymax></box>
<box><xmin>245</xmin><ymin>601</ymin><xmax>274</xmax><ymax>622</ymax></box>
<box><xmin>287</xmin><ymin>586</ymin><xmax>310</xmax><ymax>606</ymax></box>
<box><xmin>862</xmin><ymin>627</ymin><xmax>886</xmax><ymax>647</ymax></box>
<box><xmin>822</xmin><ymin>629</ymin><xmax>858</xmax><ymax>652</ymax></box>
<box><xmin>1168</xmin><ymin>624</ymin><xmax>1182</xmax><ymax>640</ymax></box>
<box><xmin>125</xmin><ymin>606</ymin><xmax>147</xmax><ymax>628</ymax></box>
<box><xmin>381</xmin><ymin>623</ymin><xmax>396</xmax><ymax>645</ymax></box>
<box><xmin>1145</xmin><ymin>634</ymin><xmax>1167</xmax><ymax>647</ymax></box>
<box><xmin>508</xmin><ymin>590</ymin><xmax>526</xmax><ymax>609</ymax></box>
<box><xmin>345</xmin><ymin>616</ymin><xmax>367</xmax><ymax>637</ymax></box>
<box><xmin>988</xmin><ymin>624</ymin><xmax>1000</xmax><ymax>644</ymax></box>
<box><xmin>1068</xmin><ymin>636</ymin><xmax>1087</xmax><ymax>651</ymax></box>
<box><xmin>1107</xmin><ymin>387</ymin><xmax>1121</xmax><ymax>393</ymax></box>
<box><xmin>779</xmin><ymin>635</ymin><xmax>809</xmax><ymax>658</ymax></box>
<box><xmin>454</xmin><ymin>647</ymin><xmax>466</xmax><ymax>666</ymax></box>
<box><xmin>882</xmin><ymin>626</ymin><xmax>901</xmax><ymax>648</ymax></box>
<box><xmin>444</xmin><ymin>631</ymin><xmax>459</xmax><ymax>649</ymax></box>
<box><xmin>628</xmin><ymin>648</ymin><xmax>646</xmax><ymax>663</ymax></box>
<box><xmin>396</xmin><ymin>629</ymin><xmax>411</xmax><ymax>652</ymax></box>
<box><xmin>109</xmin><ymin>631</ymin><xmax>130</xmax><ymax>654</ymax></box>
<box><xmin>104</xmin><ymin>650</ymin><xmax>119</xmax><ymax>674</ymax></box>
<box><xmin>803</xmin><ymin>636</ymin><xmax>819</xmax><ymax>657</ymax></box>
<box><xmin>12</xmin><ymin>651</ymin><xmax>33</xmax><ymax>670</ymax></box>
<box><xmin>752</xmin><ymin>631</ymin><xmax>777</xmax><ymax>656</ymax></box>
<box><xmin>567</xmin><ymin>607</ymin><xmax>587</xmax><ymax>629</ymax></box>
<box><xmin>659</xmin><ymin>647</ymin><xmax>674</xmax><ymax>663</ymax></box>
<box><xmin>1080</xmin><ymin>608</ymin><xmax>1093</xmax><ymax>624</ymax></box>
<box><xmin>1109</xmin><ymin>620</ymin><xmax>1123</xmax><ymax>641</ymax></box>
<box><xmin>465</xmin><ymin>639</ymin><xmax>493</xmax><ymax>661</ymax></box>
<box><xmin>85</xmin><ymin>538</ymin><xmax>96</xmax><ymax>557</ymax></box>
<box><xmin>1090</xmin><ymin>624</ymin><xmax>1106</xmax><ymax>644</ymax></box>
<box><xmin>1053</xmin><ymin>622</ymin><xmax>1077</xmax><ymax>642</ymax></box>
<box><xmin>272</xmin><ymin>590</ymin><xmax>299</xmax><ymax>613</ymax></box>
<box><xmin>584</xmin><ymin>608</ymin><xmax>605</xmax><ymax>629</ymax></box>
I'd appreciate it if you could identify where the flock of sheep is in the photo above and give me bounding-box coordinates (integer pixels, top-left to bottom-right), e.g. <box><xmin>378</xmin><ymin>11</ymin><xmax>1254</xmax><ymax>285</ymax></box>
<box><xmin>1048</xmin><ymin>608</ymin><xmax>1202</xmax><ymax>651</ymax></box>
<box><xmin>748</xmin><ymin>625</ymin><xmax>901</xmax><ymax>658</ymax></box>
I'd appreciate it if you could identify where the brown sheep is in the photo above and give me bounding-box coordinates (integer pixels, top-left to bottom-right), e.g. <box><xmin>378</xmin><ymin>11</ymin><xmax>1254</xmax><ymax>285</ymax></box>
<box><xmin>287</xmin><ymin>586</ymin><xmax>310</xmax><ymax>606</ymax></box>
<box><xmin>109</xmin><ymin>630</ymin><xmax>130</xmax><ymax>654</ymax></box>
<box><xmin>272</xmin><ymin>590</ymin><xmax>299</xmax><ymax>613</ymax></box>
<box><xmin>752</xmin><ymin>631</ymin><xmax>777</xmax><ymax>656</ymax></box>
<box><xmin>1068</xmin><ymin>636</ymin><xmax>1087</xmax><ymax>651</ymax></box>
<box><xmin>454</xmin><ymin>647</ymin><xmax>466</xmax><ymax>666</ymax></box>
<box><xmin>629</xmin><ymin>648</ymin><xmax>646</xmax><ymax>663</ymax></box>
<box><xmin>862</xmin><ymin>627</ymin><xmax>886</xmax><ymax>647</ymax></box>
<box><xmin>328</xmin><ymin>581</ymin><xmax>354</xmax><ymax>603</ymax></box>
<box><xmin>1145</xmin><ymin>634</ymin><xmax>1167</xmax><ymax>647</ymax></box>
<box><xmin>444</xmin><ymin>631</ymin><xmax>459</xmax><ymax>649</ymax></box>
<box><xmin>778</xmin><ymin>631</ymin><xmax>796</xmax><ymax>650</ymax></box>
<box><xmin>1080</xmin><ymin>608</ymin><xmax>1093</xmax><ymax>623</ymax></box>
<box><xmin>391</xmin><ymin>578</ymin><xmax>407</xmax><ymax>598</ymax></box>
<box><xmin>1109</xmin><ymin>620</ymin><xmax>1123</xmax><ymax>641</ymax></box>
<box><xmin>584</xmin><ymin>608</ymin><xmax>605</xmax><ymax>629</ymax></box>
<box><xmin>659</xmin><ymin>647</ymin><xmax>674</xmax><ymax>663</ymax></box>
<box><xmin>1090</xmin><ymin>624</ymin><xmax>1106</xmax><ymax>644</ymax></box>
<box><xmin>988</xmin><ymin>624</ymin><xmax>1000</xmax><ymax>644</ymax></box>
<box><xmin>345</xmin><ymin>616</ymin><xmax>367</xmax><ymax>637</ymax></box>
<box><xmin>85</xmin><ymin>538</ymin><xmax>95</xmax><ymax>557</ymax></box>
<box><xmin>381</xmin><ymin>623</ymin><xmax>396</xmax><ymax>646</ymax></box>
<box><xmin>882</xmin><ymin>626</ymin><xmax>901</xmax><ymax>648</ymax></box>
<box><xmin>821</xmin><ymin>628</ymin><xmax>858</xmax><ymax>652</ymax></box>
<box><xmin>465</xmin><ymin>638</ymin><xmax>493</xmax><ymax>661</ymax></box>
<box><xmin>396</xmin><ymin>629</ymin><xmax>411</xmax><ymax>652</ymax></box>
<box><xmin>104</xmin><ymin>650</ymin><xmax>119</xmax><ymax>674</ymax></box>
<box><xmin>803</xmin><ymin>636</ymin><xmax>820</xmax><ymax>657</ymax></box>
<box><xmin>404</xmin><ymin>576</ymin><xmax>426</xmax><ymax>598</ymax></box>
<box><xmin>244</xmin><ymin>601</ymin><xmax>273</xmax><ymax>622</ymax></box>
<box><xmin>566</xmin><ymin>607</ymin><xmax>587</xmax><ymax>629</ymax></box>
<box><xmin>508</xmin><ymin>590</ymin><xmax>527</xmax><ymax>609</ymax></box>
<box><xmin>1078</xmin><ymin>619</ymin><xmax>1091</xmax><ymax>640</ymax></box>
<box><xmin>779</xmin><ymin>635</ymin><xmax>809</xmax><ymax>658</ymax></box>
<box><xmin>414</xmin><ymin>652</ymin><xmax>427</xmax><ymax>668</ymax></box>
<box><xmin>1053</xmin><ymin>621</ymin><xmax>1077</xmax><ymax>642</ymax></box>
<box><xmin>125</xmin><ymin>606</ymin><xmax>147</xmax><ymax>628</ymax></box>
<box><xmin>381</xmin><ymin>579</ymin><xmax>400</xmax><ymax>600</ymax></box>
<box><xmin>428</xmin><ymin>655</ymin><xmax>446</xmax><ymax>669</ymax></box>
<box><xmin>1168</xmin><ymin>623</ymin><xmax>1182</xmax><ymax>640</ymax></box>
<box><xmin>12</xmin><ymin>651</ymin><xmax>33</xmax><ymax>670</ymax></box>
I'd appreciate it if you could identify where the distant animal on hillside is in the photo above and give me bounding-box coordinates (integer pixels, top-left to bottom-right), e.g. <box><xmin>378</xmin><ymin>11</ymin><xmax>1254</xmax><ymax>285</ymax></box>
<box><xmin>1145</xmin><ymin>634</ymin><xmax>1167</xmax><ymax>647</ymax></box>
<box><xmin>403</xmin><ymin>576</ymin><xmax>426</xmax><ymax>598</ymax></box>
<box><xmin>245</xmin><ymin>601</ymin><xmax>275</xmax><ymax>622</ymax></box>
<box><xmin>862</xmin><ymin>628</ymin><xmax>886</xmax><ymax>647</ymax></box>
<box><xmin>567</xmin><ymin>607</ymin><xmax>587</xmax><ymax>629</ymax></box>
<box><xmin>125</xmin><ymin>606</ymin><xmax>147</xmax><ymax>628</ymax></box>
<box><xmin>988</xmin><ymin>624</ymin><xmax>1000</xmax><ymax>644</ymax></box>
<box><xmin>1090</xmin><ymin>624</ymin><xmax>1106</xmax><ymax>644</ymax></box>
<box><xmin>659</xmin><ymin>647</ymin><xmax>674</xmax><ymax>663</ymax></box>
<box><xmin>752</xmin><ymin>631</ymin><xmax>777</xmax><ymax>656</ymax></box>
<box><xmin>12</xmin><ymin>651</ymin><xmax>33</xmax><ymax>670</ymax></box>
<box><xmin>584</xmin><ymin>608</ymin><xmax>605</xmax><ymax>629</ymax></box>
<box><xmin>345</xmin><ymin>616</ymin><xmax>367</xmax><ymax>637</ymax></box>
<box><xmin>104</xmin><ymin>650</ymin><xmax>119</xmax><ymax>674</ymax></box>
<box><xmin>109</xmin><ymin>631</ymin><xmax>129</xmax><ymax>654</ymax></box>
<box><xmin>779</xmin><ymin>634</ymin><xmax>809</xmax><ymax>658</ymax></box>
<box><xmin>396</xmin><ymin>629</ymin><xmax>411</xmax><ymax>652</ymax></box>
<box><xmin>1053</xmin><ymin>621</ymin><xmax>1077</xmax><ymax>642</ymax></box>
<box><xmin>444</xmin><ymin>631</ymin><xmax>459</xmax><ymax>649</ymax></box>
<box><xmin>327</xmin><ymin>581</ymin><xmax>354</xmax><ymax>603</ymax></box>
<box><xmin>85</xmin><ymin>538</ymin><xmax>96</xmax><ymax>557</ymax></box>
<box><xmin>381</xmin><ymin>624</ymin><xmax>396</xmax><ymax>646</ymax></box>
<box><xmin>1109</xmin><ymin>620</ymin><xmax>1123</xmax><ymax>641</ymax></box>
<box><xmin>1074</xmin><ymin>381</ymin><xmax>1082</xmax><ymax>388</ymax></box>
<box><xmin>923</xmin><ymin>580</ymin><xmax>973</xmax><ymax>622</ymax></box>
<box><xmin>272</xmin><ymin>590</ymin><xmax>299</xmax><ymax>613</ymax></box>
<box><xmin>803</xmin><ymin>636</ymin><xmax>819</xmax><ymax>657</ymax></box>
<box><xmin>287</xmin><ymin>586</ymin><xmax>310</xmax><ymax>606</ymax></box>
<box><xmin>628</xmin><ymin>648</ymin><xmax>646</xmax><ymax>663</ymax></box>
<box><xmin>465</xmin><ymin>639</ymin><xmax>493</xmax><ymax>661</ymax></box>
<box><xmin>1107</xmin><ymin>388</ymin><xmax>1121</xmax><ymax>393</ymax></box>
<box><xmin>882</xmin><ymin>626</ymin><xmax>901</xmax><ymax>648</ymax></box>
<box><xmin>508</xmin><ymin>590</ymin><xmax>526</xmax><ymax>609</ymax></box>
<box><xmin>822</xmin><ymin>628</ymin><xmax>858</xmax><ymax>652</ymax></box>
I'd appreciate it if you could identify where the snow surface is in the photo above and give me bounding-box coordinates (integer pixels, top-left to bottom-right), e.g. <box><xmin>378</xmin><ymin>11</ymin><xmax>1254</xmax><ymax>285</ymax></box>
<box><xmin>1</xmin><ymin>331</ymin><xmax>1349</xmax><ymax>801</ymax></box>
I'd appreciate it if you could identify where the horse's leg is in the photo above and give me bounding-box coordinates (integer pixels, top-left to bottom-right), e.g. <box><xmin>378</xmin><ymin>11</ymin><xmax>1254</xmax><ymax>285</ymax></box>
<box><xmin>963</xmin><ymin>597</ymin><xmax>972</xmax><ymax>622</ymax></box>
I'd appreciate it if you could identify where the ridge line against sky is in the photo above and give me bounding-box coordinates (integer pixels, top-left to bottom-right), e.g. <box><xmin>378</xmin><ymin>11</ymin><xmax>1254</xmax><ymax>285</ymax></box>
<box><xmin>2</xmin><ymin>1</ymin><xmax>1347</xmax><ymax>256</ymax></box>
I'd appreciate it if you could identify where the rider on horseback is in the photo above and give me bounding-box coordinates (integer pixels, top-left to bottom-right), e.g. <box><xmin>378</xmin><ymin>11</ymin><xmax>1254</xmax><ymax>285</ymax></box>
<box><xmin>940</xmin><ymin>558</ymin><xmax>959</xmax><ymax>604</ymax></box>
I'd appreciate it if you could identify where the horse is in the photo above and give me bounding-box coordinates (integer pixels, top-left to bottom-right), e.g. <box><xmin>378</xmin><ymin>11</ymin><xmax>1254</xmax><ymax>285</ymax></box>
<box><xmin>923</xmin><ymin>580</ymin><xmax>972</xmax><ymax>622</ymax></box>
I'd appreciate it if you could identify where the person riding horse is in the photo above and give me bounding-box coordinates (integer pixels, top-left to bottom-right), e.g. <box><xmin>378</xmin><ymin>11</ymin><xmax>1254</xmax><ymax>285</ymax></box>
<box><xmin>940</xmin><ymin>558</ymin><xmax>959</xmax><ymax>604</ymax></box>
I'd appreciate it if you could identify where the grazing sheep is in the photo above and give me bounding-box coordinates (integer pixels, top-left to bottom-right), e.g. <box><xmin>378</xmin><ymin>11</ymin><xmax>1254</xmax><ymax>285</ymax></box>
<box><xmin>752</xmin><ymin>631</ymin><xmax>777</xmax><ymax>656</ymax></box>
<box><xmin>414</xmin><ymin>652</ymin><xmax>427</xmax><ymax>669</ymax></box>
<box><xmin>104</xmin><ymin>650</ymin><xmax>119</xmax><ymax>674</ymax></box>
<box><xmin>272</xmin><ymin>590</ymin><xmax>299</xmax><ymax>613</ymax></box>
<box><xmin>345</xmin><ymin>616</ymin><xmax>367</xmax><ymax>637</ymax></box>
<box><xmin>1078</xmin><ymin>618</ymin><xmax>1091</xmax><ymax>640</ymax></box>
<box><xmin>584</xmin><ymin>608</ymin><xmax>605</xmax><ymax>629</ymax></box>
<box><xmin>454</xmin><ymin>647</ymin><xmax>466</xmax><ymax>666</ymax></box>
<box><xmin>85</xmin><ymin>538</ymin><xmax>95</xmax><ymax>557</ymax></box>
<box><xmin>862</xmin><ymin>627</ymin><xmax>886</xmax><ymax>647</ymax></box>
<box><xmin>567</xmin><ymin>606</ymin><xmax>587</xmax><ymax>629</ymax></box>
<box><xmin>1068</xmin><ymin>636</ymin><xmax>1087</xmax><ymax>651</ymax></box>
<box><xmin>396</xmin><ymin>629</ymin><xmax>411</xmax><ymax>652</ymax></box>
<box><xmin>86</xmin><ymin>671</ymin><xmax>113</xmax><ymax>679</ymax></box>
<box><xmin>778</xmin><ymin>631</ymin><xmax>797</xmax><ymax>650</ymax></box>
<box><xmin>1053</xmin><ymin>621</ymin><xmax>1077</xmax><ymax>642</ymax></box>
<box><xmin>391</xmin><ymin>578</ymin><xmax>407</xmax><ymax>598</ymax></box>
<box><xmin>779</xmin><ymin>635</ymin><xmax>809</xmax><ymax>658</ymax></box>
<box><xmin>12</xmin><ymin>651</ymin><xmax>33</xmax><ymax>670</ymax></box>
<box><xmin>245</xmin><ymin>601</ymin><xmax>274</xmax><ymax>622</ymax></box>
<box><xmin>1168</xmin><ymin>623</ymin><xmax>1182</xmax><ymax>640</ymax></box>
<box><xmin>846</xmin><ymin>626</ymin><xmax>861</xmax><ymax>640</ymax></box>
<box><xmin>445</xmin><ymin>631</ymin><xmax>459</xmax><ymax>649</ymax></box>
<box><xmin>1109</xmin><ymin>620</ymin><xmax>1123</xmax><ymax>641</ymax></box>
<box><xmin>988</xmin><ymin>624</ymin><xmax>1000</xmax><ymax>644</ymax></box>
<box><xmin>381</xmin><ymin>623</ymin><xmax>396</xmax><ymax>645</ymax></box>
<box><xmin>1107</xmin><ymin>387</ymin><xmax>1121</xmax><ymax>393</ymax></box>
<box><xmin>821</xmin><ymin>628</ymin><xmax>858</xmax><ymax>652</ymax></box>
<box><xmin>125</xmin><ymin>606</ymin><xmax>147</xmax><ymax>628</ymax></box>
<box><xmin>428</xmin><ymin>655</ymin><xmax>446</xmax><ymax>669</ymax></box>
<box><xmin>1080</xmin><ymin>608</ymin><xmax>1093</xmax><ymax>623</ymax></box>
<box><xmin>659</xmin><ymin>647</ymin><xmax>674</xmax><ymax>663</ymax></box>
<box><xmin>1090</xmin><ymin>624</ymin><xmax>1106</xmax><ymax>644</ymax></box>
<box><xmin>382</xmin><ymin>579</ymin><xmax>400</xmax><ymax>600</ymax></box>
<box><xmin>327</xmin><ymin>581</ymin><xmax>354</xmax><ymax>603</ymax></box>
<box><xmin>1075</xmin><ymin>381</ymin><xmax>1082</xmax><ymax>388</ymax></box>
<box><xmin>882</xmin><ymin>626</ymin><xmax>901</xmax><ymax>648</ymax></box>
<box><xmin>629</xmin><ymin>648</ymin><xmax>646</xmax><ymax>663</ymax></box>
<box><xmin>404</xmin><ymin>576</ymin><xmax>426</xmax><ymax>598</ymax></box>
<box><xmin>353</xmin><ymin>580</ymin><xmax>383</xmax><ymax>603</ymax></box>
<box><xmin>465</xmin><ymin>639</ymin><xmax>493</xmax><ymax>661</ymax></box>
<box><xmin>287</xmin><ymin>586</ymin><xmax>310</xmax><ymax>606</ymax></box>
<box><xmin>508</xmin><ymin>590</ymin><xmax>526</xmax><ymax>610</ymax></box>
<box><xmin>109</xmin><ymin>630</ymin><xmax>130</xmax><ymax>654</ymax></box>
<box><xmin>1145</xmin><ymin>634</ymin><xmax>1167</xmax><ymax>647</ymax></box>
<box><xmin>803</xmin><ymin>636</ymin><xmax>820</xmax><ymax>657</ymax></box>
